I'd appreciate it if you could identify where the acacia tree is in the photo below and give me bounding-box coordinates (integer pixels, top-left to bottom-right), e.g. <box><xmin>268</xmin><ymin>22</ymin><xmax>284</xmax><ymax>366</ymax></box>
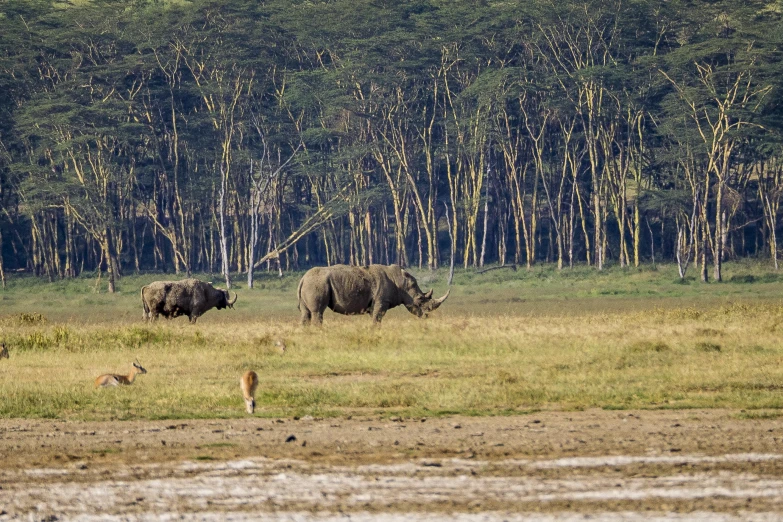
<box><xmin>246</xmin><ymin>109</ymin><xmax>301</xmax><ymax>288</ymax></box>
<box><xmin>2</xmin><ymin>0</ymin><xmax>783</xmax><ymax>283</ymax></box>
<box><xmin>662</xmin><ymin>49</ymin><xmax>772</xmax><ymax>281</ymax></box>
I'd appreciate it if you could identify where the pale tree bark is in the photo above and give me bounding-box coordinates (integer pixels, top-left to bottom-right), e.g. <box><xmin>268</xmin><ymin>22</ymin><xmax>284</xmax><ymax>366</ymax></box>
<box><xmin>148</xmin><ymin>47</ymin><xmax>192</xmax><ymax>275</ymax></box>
<box><xmin>661</xmin><ymin>61</ymin><xmax>771</xmax><ymax>282</ymax></box>
<box><xmin>179</xmin><ymin>40</ymin><xmax>252</xmax><ymax>288</ymax></box>
<box><xmin>478</xmin><ymin>161</ymin><xmax>490</xmax><ymax>269</ymax></box>
<box><xmin>440</xmin><ymin>43</ymin><xmax>488</xmax><ymax>268</ymax></box>
<box><xmin>246</xmin><ymin>123</ymin><xmax>301</xmax><ymax>288</ymax></box>
<box><xmin>496</xmin><ymin>101</ymin><xmax>535</xmax><ymax>267</ymax></box>
<box><xmin>675</xmin><ymin>189</ymin><xmax>699</xmax><ymax>279</ymax></box>
<box><xmin>0</xmin><ymin>226</ymin><xmax>5</xmax><ymax>289</ymax></box>
<box><xmin>757</xmin><ymin>160</ymin><xmax>782</xmax><ymax>270</ymax></box>
<box><xmin>254</xmin><ymin>184</ymin><xmax>354</xmax><ymax>269</ymax></box>
<box><xmin>373</xmin><ymin>86</ymin><xmax>438</xmax><ymax>269</ymax></box>
<box><xmin>536</xmin><ymin>3</ymin><xmax>622</xmax><ymax>270</ymax></box>
<box><xmin>444</xmin><ymin>201</ymin><xmax>455</xmax><ymax>286</ymax></box>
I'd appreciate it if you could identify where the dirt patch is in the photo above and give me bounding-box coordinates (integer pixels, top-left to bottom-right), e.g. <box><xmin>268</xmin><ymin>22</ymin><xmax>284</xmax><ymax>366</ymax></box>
<box><xmin>1</xmin><ymin>409</ymin><xmax>782</xmax><ymax>520</ymax></box>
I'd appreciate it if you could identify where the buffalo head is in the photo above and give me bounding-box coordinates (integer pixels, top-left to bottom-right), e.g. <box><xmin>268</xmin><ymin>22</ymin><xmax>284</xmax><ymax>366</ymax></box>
<box><xmin>217</xmin><ymin>290</ymin><xmax>238</xmax><ymax>310</ymax></box>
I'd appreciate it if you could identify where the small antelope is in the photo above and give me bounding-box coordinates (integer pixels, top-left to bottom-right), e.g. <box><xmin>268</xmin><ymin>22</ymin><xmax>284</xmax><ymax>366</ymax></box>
<box><xmin>0</xmin><ymin>343</ymin><xmax>8</xmax><ymax>359</ymax></box>
<box><xmin>240</xmin><ymin>370</ymin><xmax>259</xmax><ymax>414</ymax></box>
<box><xmin>95</xmin><ymin>361</ymin><xmax>147</xmax><ymax>388</ymax></box>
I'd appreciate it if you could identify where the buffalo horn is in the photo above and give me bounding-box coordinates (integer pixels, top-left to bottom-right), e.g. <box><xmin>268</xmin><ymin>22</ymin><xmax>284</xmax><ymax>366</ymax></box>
<box><xmin>228</xmin><ymin>292</ymin><xmax>238</xmax><ymax>307</ymax></box>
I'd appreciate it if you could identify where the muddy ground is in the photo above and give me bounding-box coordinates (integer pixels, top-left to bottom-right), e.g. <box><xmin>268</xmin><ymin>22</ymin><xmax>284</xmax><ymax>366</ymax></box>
<box><xmin>2</xmin><ymin>409</ymin><xmax>783</xmax><ymax>520</ymax></box>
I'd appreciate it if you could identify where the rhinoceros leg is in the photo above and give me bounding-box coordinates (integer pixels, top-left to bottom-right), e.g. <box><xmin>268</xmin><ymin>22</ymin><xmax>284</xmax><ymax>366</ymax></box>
<box><xmin>300</xmin><ymin>307</ymin><xmax>311</xmax><ymax>326</ymax></box>
<box><xmin>371</xmin><ymin>302</ymin><xmax>388</xmax><ymax>324</ymax></box>
<box><xmin>300</xmin><ymin>289</ymin><xmax>326</xmax><ymax>326</ymax></box>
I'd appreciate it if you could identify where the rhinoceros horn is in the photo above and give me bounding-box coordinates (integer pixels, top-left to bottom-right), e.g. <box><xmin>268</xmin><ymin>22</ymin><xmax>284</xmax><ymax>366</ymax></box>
<box><xmin>228</xmin><ymin>292</ymin><xmax>238</xmax><ymax>308</ymax></box>
<box><xmin>424</xmin><ymin>289</ymin><xmax>433</xmax><ymax>299</ymax></box>
<box><xmin>429</xmin><ymin>289</ymin><xmax>450</xmax><ymax>310</ymax></box>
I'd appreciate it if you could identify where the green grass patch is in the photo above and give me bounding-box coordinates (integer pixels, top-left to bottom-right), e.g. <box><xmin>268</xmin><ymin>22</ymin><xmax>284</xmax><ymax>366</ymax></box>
<box><xmin>1</xmin><ymin>261</ymin><xmax>783</xmax><ymax>419</ymax></box>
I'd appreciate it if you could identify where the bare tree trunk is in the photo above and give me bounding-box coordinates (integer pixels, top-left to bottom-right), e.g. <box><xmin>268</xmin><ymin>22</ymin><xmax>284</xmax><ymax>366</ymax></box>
<box><xmin>713</xmin><ymin>183</ymin><xmax>723</xmax><ymax>282</ymax></box>
<box><xmin>763</xmin><ymin>193</ymin><xmax>779</xmax><ymax>270</ymax></box>
<box><xmin>479</xmin><ymin>184</ymin><xmax>489</xmax><ymax>269</ymax></box>
<box><xmin>0</xmin><ymin>227</ymin><xmax>5</xmax><ymax>289</ymax></box>
<box><xmin>102</xmin><ymin>231</ymin><xmax>116</xmax><ymax>294</ymax></box>
<box><xmin>594</xmin><ymin>193</ymin><xmax>604</xmax><ymax>270</ymax></box>
<box><xmin>700</xmin><ymin>217</ymin><xmax>709</xmax><ymax>283</ymax></box>
<box><xmin>444</xmin><ymin>202</ymin><xmax>455</xmax><ymax>286</ymax></box>
<box><xmin>219</xmin><ymin>166</ymin><xmax>231</xmax><ymax>289</ymax></box>
<box><xmin>247</xmin><ymin>160</ymin><xmax>260</xmax><ymax>289</ymax></box>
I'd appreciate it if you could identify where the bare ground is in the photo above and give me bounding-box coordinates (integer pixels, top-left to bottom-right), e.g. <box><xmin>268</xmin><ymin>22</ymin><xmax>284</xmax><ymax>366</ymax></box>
<box><xmin>2</xmin><ymin>409</ymin><xmax>783</xmax><ymax>520</ymax></box>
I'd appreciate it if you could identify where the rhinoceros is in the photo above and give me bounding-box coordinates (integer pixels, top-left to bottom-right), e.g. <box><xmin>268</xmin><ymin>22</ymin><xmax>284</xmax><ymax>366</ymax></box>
<box><xmin>141</xmin><ymin>278</ymin><xmax>237</xmax><ymax>323</ymax></box>
<box><xmin>297</xmin><ymin>264</ymin><xmax>449</xmax><ymax>325</ymax></box>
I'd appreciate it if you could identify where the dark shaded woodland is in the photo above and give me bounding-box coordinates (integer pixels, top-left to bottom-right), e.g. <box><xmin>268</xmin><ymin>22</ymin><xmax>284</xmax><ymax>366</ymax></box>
<box><xmin>1</xmin><ymin>0</ymin><xmax>783</xmax><ymax>291</ymax></box>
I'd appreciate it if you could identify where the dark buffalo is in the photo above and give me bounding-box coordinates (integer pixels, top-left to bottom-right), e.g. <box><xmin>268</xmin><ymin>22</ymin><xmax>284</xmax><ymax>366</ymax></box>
<box><xmin>297</xmin><ymin>264</ymin><xmax>449</xmax><ymax>325</ymax></box>
<box><xmin>141</xmin><ymin>278</ymin><xmax>237</xmax><ymax>323</ymax></box>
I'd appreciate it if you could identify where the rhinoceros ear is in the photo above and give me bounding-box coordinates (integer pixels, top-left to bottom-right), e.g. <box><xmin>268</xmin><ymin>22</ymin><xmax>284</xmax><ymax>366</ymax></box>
<box><xmin>424</xmin><ymin>289</ymin><xmax>433</xmax><ymax>299</ymax></box>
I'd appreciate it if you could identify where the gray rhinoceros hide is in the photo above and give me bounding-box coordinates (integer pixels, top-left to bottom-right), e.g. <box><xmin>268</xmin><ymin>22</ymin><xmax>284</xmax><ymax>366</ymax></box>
<box><xmin>141</xmin><ymin>278</ymin><xmax>237</xmax><ymax>324</ymax></box>
<box><xmin>297</xmin><ymin>264</ymin><xmax>449</xmax><ymax>325</ymax></box>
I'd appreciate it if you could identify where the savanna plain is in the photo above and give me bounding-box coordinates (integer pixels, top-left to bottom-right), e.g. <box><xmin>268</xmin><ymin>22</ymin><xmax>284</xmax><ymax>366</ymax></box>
<box><xmin>2</xmin><ymin>262</ymin><xmax>783</xmax><ymax>521</ymax></box>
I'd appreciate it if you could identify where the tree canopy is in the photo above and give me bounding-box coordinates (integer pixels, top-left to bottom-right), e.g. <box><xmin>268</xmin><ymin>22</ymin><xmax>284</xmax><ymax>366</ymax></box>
<box><xmin>1</xmin><ymin>0</ymin><xmax>782</xmax><ymax>289</ymax></box>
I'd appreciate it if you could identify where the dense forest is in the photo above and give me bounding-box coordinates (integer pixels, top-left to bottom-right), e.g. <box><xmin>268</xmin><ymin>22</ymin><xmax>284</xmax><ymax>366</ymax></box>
<box><xmin>1</xmin><ymin>0</ymin><xmax>782</xmax><ymax>291</ymax></box>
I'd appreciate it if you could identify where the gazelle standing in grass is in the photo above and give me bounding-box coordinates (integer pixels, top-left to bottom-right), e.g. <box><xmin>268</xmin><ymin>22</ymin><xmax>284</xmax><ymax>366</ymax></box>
<box><xmin>95</xmin><ymin>361</ymin><xmax>147</xmax><ymax>388</ymax></box>
<box><xmin>0</xmin><ymin>343</ymin><xmax>8</xmax><ymax>360</ymax></box>
<box><xmin>240</xmin><ymin>370</ymin><xmax>259</xmax><ymax>414</ymax></box>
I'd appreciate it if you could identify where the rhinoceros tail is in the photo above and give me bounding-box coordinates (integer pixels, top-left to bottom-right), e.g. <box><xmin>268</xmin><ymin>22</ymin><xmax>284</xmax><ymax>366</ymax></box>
<box><xmin>141</xmin><ymin>285</ymin><xmax>150</xmax><ymax>319</ymax></box>
<box><xmin>296</xmin><ymin>277</ymin><xmax>304</xmax><ymax>311</ymax></box>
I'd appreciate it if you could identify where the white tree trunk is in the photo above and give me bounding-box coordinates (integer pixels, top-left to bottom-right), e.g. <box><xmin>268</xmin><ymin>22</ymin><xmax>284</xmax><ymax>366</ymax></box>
<box><xmin>219</xmin><ymin>165</ymin><xmax>231</xmax><ymax>290</ymax></box>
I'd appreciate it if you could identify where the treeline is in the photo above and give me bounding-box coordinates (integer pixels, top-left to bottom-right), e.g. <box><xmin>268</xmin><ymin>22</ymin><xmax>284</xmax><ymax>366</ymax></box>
<box><xmin>1</xmin><ymin>0</ymin><xmax>782</xmax><ymax>291</ymax></box>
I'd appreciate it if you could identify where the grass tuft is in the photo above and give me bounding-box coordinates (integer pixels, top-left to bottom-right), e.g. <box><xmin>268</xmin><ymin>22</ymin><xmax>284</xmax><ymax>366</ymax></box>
<box><xmin>627</xmin><ymin>341</ymin><xmax>671</xmax><ymax>353</ymax></box>
<box><xmin>695</xmin><ymin>342</ymin><xmax>721</xmax><ymax>352</ymax></box>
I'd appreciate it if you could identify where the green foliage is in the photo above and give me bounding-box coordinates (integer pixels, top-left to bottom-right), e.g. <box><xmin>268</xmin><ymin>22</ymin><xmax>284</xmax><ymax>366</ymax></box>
<box><xmin>1</xmin><ymin>0</ymin><xmax>783</xmax><ymax>285</ymax></box>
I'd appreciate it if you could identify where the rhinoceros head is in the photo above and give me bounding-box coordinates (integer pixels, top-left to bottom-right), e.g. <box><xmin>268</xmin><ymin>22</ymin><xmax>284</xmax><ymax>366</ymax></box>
<box><xmin>407</xmin><ymin>288</ymin><xmax>450</xmax><ymax>318</ymax></box>
<box><xmin>400</xmin><ymin>270</ymin><xmax>450</xmax><ymax>318</ymax></box>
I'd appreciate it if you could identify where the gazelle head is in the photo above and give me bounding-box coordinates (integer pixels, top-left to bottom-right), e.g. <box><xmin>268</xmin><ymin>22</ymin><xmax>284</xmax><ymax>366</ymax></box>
<box><xmin>244</xmin><ymin>396</ymin><xmax>256</xmax><ymax>414</ymax></box>
<box><xmin>0</xmin><ymin>343</ymin><xmax>8</xmax><ymax>360</ymax></box>
<box><xmin>133</xmin><ymin>361</ymin><xmax>147</xmax><ymax>375</ymax></box>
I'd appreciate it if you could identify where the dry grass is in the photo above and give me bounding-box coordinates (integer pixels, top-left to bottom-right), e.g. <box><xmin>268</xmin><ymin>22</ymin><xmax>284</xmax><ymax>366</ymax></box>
<box><xmin>1</xmin><ymin>263</ymin><xmax>783</xmax><ymax>420</ymax></box>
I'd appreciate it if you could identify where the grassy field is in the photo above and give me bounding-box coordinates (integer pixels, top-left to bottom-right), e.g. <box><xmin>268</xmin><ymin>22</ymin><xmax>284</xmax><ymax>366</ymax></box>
<box><xmin>1</xmin><ymin>260</ymin><xmax>783</xmax><ymax>420</ymax></box>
